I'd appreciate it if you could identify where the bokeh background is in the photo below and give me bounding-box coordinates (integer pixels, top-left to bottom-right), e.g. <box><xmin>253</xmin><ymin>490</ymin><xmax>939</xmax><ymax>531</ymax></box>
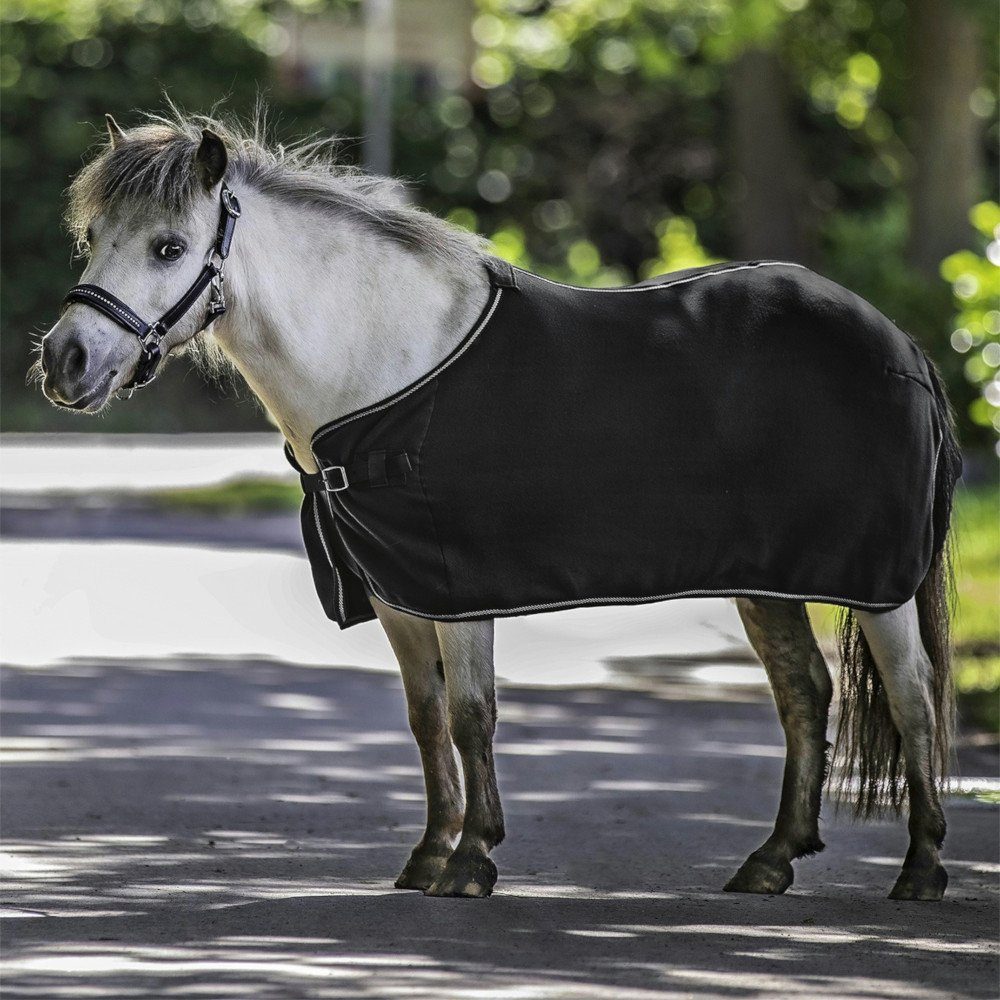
<box><xmin>1</xmin><ymin>8</ymin><xmax>999</xmax><ymax>991</ymax></box>
<box><xmin>2</xmin><ymin>0</ymin><xmax>999</xmax><ymax>444</ymax></box>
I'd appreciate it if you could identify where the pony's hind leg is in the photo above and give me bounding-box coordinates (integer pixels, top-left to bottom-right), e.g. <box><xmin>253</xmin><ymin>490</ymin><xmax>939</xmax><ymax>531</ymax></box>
<box><xmin>425</xmin><ymin>618</ymin><xmax>505</xmax><ymax>898</ymax></box>
<box><xmin>856</xmin><ymin>600</ymin><xmax>949</xmax><ymax>901</ymax></box>
<box><xmin>372</xmin><ymin>599</ymin><xmax>464</xmax><ymax>890</ymax></box>
<box><xmin>725</xmin><ymin>598</ymin><xmax>833</xmax><ymax>895</ymax></box>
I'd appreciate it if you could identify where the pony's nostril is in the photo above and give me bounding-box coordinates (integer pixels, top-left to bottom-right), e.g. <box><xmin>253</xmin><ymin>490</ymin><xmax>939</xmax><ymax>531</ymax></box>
<box><xmin>41</xmin><ymin>339</ymin><xmax>56</xmax><ymax>375</ymax></box>
<box><xmin>63</xmin><ymin>339</ymin><xmax>88</xmax><ymax>381</ymax></box>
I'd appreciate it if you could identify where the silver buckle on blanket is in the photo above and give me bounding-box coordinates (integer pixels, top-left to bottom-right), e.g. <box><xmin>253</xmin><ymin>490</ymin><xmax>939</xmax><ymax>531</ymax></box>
<box><xmin>319</xmin><ymin>465</ymin><xmax>349</xmax><ymax>492</ymax></box>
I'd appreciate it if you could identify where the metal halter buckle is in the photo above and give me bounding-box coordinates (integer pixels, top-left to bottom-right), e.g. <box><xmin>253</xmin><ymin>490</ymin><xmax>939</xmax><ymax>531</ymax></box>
<box><xmin>320</xmin><ymin>465</ymin><xmax>349</xmax><ymax>492</ymax></box>
<box><xmin>206</xmin><ymin>269</ymin><xmax>227</xmax><ymax>321</ymax></box>
<box><xmin>220</xmin><ymin>187</ymin><xmax>242</xmax><ymax>219</ymax></box>
<box><xmin>140</xmin><ymin>324</ymin><xmax>164</xmax><ymax>352</ymax></box>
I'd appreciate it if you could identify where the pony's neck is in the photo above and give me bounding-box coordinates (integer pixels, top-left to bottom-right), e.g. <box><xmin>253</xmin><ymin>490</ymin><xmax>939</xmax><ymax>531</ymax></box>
<box><xmin>212</xmin><ymin>187</ymin><xmax>490</xmax><ymax>472</ymax></box>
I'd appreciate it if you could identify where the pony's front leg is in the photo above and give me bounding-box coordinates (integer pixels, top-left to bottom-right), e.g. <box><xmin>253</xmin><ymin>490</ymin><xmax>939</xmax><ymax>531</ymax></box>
<box><xmin>425</xmin><ymin>618</ymin><xmax>504</xmax><ymax>898</ymax></box>
<box><xmin>371</xmin><ymin>599</ymin><xmax>464</xmax><ymax>890</ymax></box>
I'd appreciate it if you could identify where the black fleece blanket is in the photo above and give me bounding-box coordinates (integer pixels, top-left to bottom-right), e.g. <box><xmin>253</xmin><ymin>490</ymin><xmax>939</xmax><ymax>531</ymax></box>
<box><xmin>288</xmin><ymin>259</ymin><xmax>950</xmax><ymax>629</ymax></box>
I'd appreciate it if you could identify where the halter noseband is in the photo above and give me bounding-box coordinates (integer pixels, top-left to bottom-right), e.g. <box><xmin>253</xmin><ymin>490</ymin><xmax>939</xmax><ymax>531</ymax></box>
<box><xmin>62</xmin><ymin>183</ymin><xmax>241</xmax><ymax>398</ymax></box>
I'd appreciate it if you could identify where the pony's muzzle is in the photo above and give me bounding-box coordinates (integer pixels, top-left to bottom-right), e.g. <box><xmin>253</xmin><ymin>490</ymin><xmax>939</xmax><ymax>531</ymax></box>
<box><xmin>41</xmin><ymin>322</ymin><xmax>116</xmax><ymax>409</ymax></box>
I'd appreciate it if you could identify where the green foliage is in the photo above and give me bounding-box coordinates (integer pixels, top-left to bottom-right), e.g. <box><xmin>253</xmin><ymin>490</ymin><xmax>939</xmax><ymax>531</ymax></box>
<box><xmin>941</xmin><ymin>202</ymin><xmax>1000</xmax><ymax>441</ymax></box>
<box><xmin>640</xmin><ymin>216</ymin><xmax>722</xmax><ymax>278</ymax></box>
<box><xmin>952</xmin><ymin>483</ymin><xmax>1000</xmax><ymax>652</ymax></box>
<box><xmin>458</xmin><ymin>0</ymin><xmax>997</xmax><ymax>446</ymax></box>
<box><xmin>2</xmin><ymin>0</ymin><xmax>997</xmax><ymax>443</ymax></box>
<box><xmin>465</xmin><ymin>0</ymin><xmax>922</xmax><ymax>262</ymax></box>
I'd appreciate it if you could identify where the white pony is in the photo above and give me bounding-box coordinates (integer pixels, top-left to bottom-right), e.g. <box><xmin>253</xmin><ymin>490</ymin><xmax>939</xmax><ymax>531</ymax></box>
<box><xmin>38</xmin><ymin>113</ymin><xmax>957</xmax><ymax>902</ymax></box>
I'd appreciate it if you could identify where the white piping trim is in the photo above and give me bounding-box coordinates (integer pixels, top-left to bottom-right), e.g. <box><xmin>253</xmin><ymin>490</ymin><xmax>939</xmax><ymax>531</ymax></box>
<box><xmin>518</xmin><ymin>260</ymin><xmax>807</xmax><ymax>293</ymax></box>
<box><xmin>312</xmin><ymin>493</ymin><xmax>345</xmax><ymax>622</ymax></box>
<box><xmin>311</xmin><ymin>493</ymin><xmax>333</xmax><ymax>566</ymax></box>
<box><xmin>365</xmin><ymin>582</ymin><xmax>900</xmax><ymax>621</ymax></box>
<box><xmin>312</xmin><ymin>287</ymin><xmax>503</xmax><ymax>447</ymax></box>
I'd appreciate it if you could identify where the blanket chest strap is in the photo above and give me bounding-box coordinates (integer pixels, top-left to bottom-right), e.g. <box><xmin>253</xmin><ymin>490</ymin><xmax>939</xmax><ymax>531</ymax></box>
<box><xmin>299</xmin><ymin>451</ymin><xmax>413</xmax><ymax>493</ymax></box>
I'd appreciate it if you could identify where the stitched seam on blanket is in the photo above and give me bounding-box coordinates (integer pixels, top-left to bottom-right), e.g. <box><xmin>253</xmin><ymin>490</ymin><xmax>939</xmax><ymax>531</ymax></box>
<box><xmin>364</xmin><ymin>584</ymin><xmax>901</xmax><ymax>619</ymax></box>
<box><xmin>332</xmin><ymin>492</ymin><xmax>383</xmax><ymax>545</ymax></box>
<box><xmin>517</xmin><ymin>260</ymin><xmax>807</xmax><ymax>293</ymax></box>
<box><xmin>885</xmin><ymin>368</ymin><xmax>934</xmax><ymax>394</ymax></box>
<box><xmin>312</xmin><ymin>287</ymin><xmax>503</xmax><ymax>446</ymax></box>
<box><xmin>412</xmin><ymin>387</ymin><xmax>453</xmax><ymax>602</ymax></box>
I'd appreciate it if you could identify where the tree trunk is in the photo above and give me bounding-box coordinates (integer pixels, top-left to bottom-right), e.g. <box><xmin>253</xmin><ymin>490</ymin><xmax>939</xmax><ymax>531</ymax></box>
<box><xmin>728</xmin><ymin>47</ymin><xmax>812</xmax><ymax>264</ymax></box>
<box><xmin>907</xmin><ymin>0</ymin><xmax>983</xmax><ymax>276</ymax></box>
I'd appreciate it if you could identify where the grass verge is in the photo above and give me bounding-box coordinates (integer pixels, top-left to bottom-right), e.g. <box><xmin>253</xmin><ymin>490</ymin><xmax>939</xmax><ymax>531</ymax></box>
<box><xmin>147</xmin><ymin>478</ymin><xmax>302</xmax><ymax>514</ymax></box>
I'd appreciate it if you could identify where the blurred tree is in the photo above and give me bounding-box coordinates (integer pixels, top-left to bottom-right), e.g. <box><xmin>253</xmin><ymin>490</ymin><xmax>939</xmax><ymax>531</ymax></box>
<box><xmin>907</xmin><ymin>0</ymin><xmax>984</xmax><ymax>276</ymax></box>
<box><xmin>941</xmin><ymin>201</ymin><xmax>1000</xmax><ymax>442</ymax></box>
<box><xmin>1</xmin><ymin>0</ymin><xmax>996</xmax><ymax>446</ymax></box>
<box><xmin>465</xmin><ymin>0</ymin><xmax>997</xmax><ymax>444</ymax></box>
<box><xmin>728</xmin><ymin>46</ymin><xmax>812</xmax><ymax>262</ymax></box>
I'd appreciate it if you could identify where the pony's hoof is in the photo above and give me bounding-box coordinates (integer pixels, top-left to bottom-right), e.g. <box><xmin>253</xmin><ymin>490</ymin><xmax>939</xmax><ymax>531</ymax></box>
<box><xmin>724</xmin><ymin>854</ymin><xmax>794</xmax><ymax>895</ymax></box>
<box><xmin>394</xmin><ymin>846</ymin><xmax>452</xmax><ymax>891</ymax></box>
<box><xmin>888</xmin><ymin>864</ymin><xmax>948</xmax><ymax>901</ymax></box>
<box><xmin>424</xmin><ymin>853</ymin><xmax>497</xmax><ymax>898</ymax></box>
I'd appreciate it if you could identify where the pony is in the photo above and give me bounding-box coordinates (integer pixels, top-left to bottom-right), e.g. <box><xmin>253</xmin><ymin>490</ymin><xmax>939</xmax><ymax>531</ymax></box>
<box><xmin>37</xmin><ymin>111</ymin><xmax>959</xmax><ymax>902</ymax></box>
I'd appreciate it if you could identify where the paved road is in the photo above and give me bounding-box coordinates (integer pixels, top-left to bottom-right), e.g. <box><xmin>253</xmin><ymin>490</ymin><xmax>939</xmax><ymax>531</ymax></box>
<box><xmin>2</xmin><ymin>657</ymin><xmax>997</xmax><ymax>999</ymax></box>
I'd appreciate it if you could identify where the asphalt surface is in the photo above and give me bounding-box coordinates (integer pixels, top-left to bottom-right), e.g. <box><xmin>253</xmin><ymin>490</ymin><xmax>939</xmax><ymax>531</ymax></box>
<box><xmin>2</xmin><ymin>655</ymin><xmax>997</xmax><ymax>999</ymax></box>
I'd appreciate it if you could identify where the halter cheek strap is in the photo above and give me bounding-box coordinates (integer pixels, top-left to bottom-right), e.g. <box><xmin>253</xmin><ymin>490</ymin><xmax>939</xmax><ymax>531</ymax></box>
<box><xmin>62</xmin><ymin>183</ymin><xmax>241</xmax><ymax>397</ymax></box>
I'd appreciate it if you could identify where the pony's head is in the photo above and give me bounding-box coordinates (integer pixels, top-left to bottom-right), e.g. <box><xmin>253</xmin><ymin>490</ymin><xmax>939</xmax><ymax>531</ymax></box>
<box><xmin>37</xmin><ymin>108</ymin><xmax>487</xmax><ymax>415</ymax></box>
<box><xmin>39</xmin><ymin>114</ymin><xmax>232</xmax><ymax>411</ymax></box>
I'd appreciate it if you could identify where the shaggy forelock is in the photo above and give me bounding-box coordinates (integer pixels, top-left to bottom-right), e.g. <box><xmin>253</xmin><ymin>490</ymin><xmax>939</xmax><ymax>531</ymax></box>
<box><xmin>67</xmin><ymin>108</ymin><xmax>487</xmax><ymax>265</ymax></box>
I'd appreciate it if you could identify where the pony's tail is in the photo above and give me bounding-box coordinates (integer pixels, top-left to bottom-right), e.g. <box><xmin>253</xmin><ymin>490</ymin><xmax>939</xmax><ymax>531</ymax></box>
<box><xmin>831</xmin><ymin>358</ymin><xmax>961</xmax><ymax>818</ymax></box>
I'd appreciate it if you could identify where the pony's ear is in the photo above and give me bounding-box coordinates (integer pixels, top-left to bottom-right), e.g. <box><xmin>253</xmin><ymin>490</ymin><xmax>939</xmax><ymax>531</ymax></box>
<box><xmin>195</xmin><ymin>129</ymin><xmax>228</xmax><ymax>190</ymax></box>
<box><xmin>105</xmin><ymin>113</ymin><xmax>126</xmax><ymax>148</ymax></box>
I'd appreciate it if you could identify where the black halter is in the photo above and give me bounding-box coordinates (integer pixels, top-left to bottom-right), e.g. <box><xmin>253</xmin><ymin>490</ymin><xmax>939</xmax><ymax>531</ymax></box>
<box><xmin>63</xmin><ymin>183</ymin><xmax>241</xmax><ymax>397</ymax></box>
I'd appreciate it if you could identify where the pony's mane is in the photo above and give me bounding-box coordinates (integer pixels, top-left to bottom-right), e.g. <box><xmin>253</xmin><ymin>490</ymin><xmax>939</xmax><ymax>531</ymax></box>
<box><xmin>67</xmin><ymin>108</ymin><xmax>487</xmax><ymax>266</ymax></box>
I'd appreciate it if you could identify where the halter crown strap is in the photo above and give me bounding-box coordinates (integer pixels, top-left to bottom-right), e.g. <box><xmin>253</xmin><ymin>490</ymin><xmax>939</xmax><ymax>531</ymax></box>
<box><xmin>62</xmin><ymin>182</ymin><xmax>241</xmax><ymax>395</ymax></box>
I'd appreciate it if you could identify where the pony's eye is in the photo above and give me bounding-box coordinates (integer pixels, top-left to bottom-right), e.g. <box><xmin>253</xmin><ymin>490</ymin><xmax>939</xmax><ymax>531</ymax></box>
<box><xmin>155</xmin><ymin>240</ymin><xmax>186</xmax><ymax>262</ymax></box>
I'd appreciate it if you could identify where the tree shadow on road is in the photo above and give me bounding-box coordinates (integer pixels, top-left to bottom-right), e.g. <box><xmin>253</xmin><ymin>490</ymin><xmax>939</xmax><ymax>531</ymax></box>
<box><xmin>2</xmin><ymin>657</ymin><xmax>997</xmax><ymax>999</ymax></box>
